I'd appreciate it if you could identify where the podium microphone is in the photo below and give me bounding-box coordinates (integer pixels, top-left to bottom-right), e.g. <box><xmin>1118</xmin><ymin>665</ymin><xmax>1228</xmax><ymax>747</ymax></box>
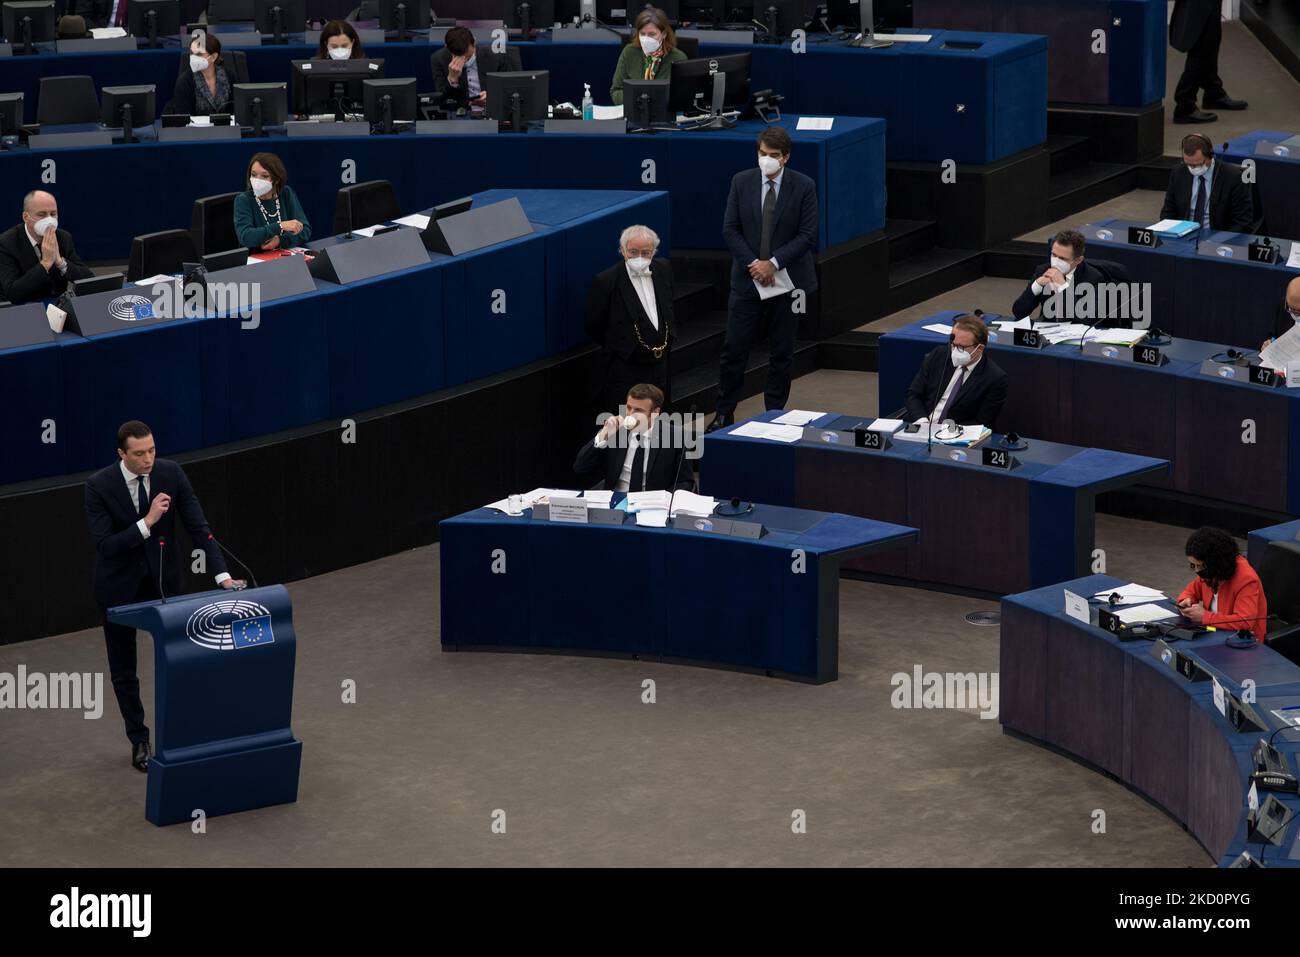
<box><xmin>208</xmin><ymin>533</ymin><xmax>258</xmax><ymax>589</ymax></box>
<box><xmin>157</xmin><ymin>537</ymin><xmax>168</xmax><ymax>603</ymax></box>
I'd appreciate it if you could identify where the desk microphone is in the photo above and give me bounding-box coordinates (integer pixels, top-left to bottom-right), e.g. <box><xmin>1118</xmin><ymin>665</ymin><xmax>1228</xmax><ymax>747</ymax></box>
<box><xmin>1146</xmin><ymin>324</ymin><xmax>1171</xmax><ymax>345</ymax></box>
<box><xmin>208</xmin><ymin>533</ymin><xmax>258</xmax><ymax>590</ymax></box>
<box><xmin>157</xmin><ymin>537</ymin><xmax>168</xmax><ymax>603</ymax></box>
<box><xmin>1211</xmin><ymin>347</ymin><xmax>1256</xmax><ymax>365</ymax></box>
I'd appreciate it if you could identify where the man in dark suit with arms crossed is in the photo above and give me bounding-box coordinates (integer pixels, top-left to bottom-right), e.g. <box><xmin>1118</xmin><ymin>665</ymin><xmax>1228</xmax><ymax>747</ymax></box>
<box><xmin>84</xmin><ymin>421</ymin><xmax>245</xmax><ymax>772</ymax></box>
<box><xmin>708</xmin><ymin>127</ymin><xmax>819</xmax><ymax>431</ymax></box>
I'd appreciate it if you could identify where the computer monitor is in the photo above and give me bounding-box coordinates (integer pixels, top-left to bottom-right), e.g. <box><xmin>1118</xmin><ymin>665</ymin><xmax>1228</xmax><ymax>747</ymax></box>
<box><xmin>253</xmin><ymin>0</ymin><xmax>305</xmax><ymax>43</ymax></box>
<box><xmin>379</xmin><ymin>0</ymin><xmax>429</xmax><ymax>38</ymax></box>
<box><xmin>127</xmin><ymin>0</ymin><xmax>180</xmax><ymax>48</ymax></box>
<box><xmin>363</xmin><ymin>77</ymin><xmax>417</xmax><ymax>134</ymax></box>
<box><xmin>233</xmin><ymin>81</ymin><xmax>288</xmax><ymax>135</ymax></box>
<box><xmin>291</xmin><ymin>58</ymin><xmax>385</xmax><ymax>117</ymax></box>
<box><xmin>502</xmin><ymin>0</ymin><xmax>554</xmax><ymax>38</ymax></box>
<box><xmin>72</xmin><ymin>273</ymin><xmax>125</xmax><ymax>296</ymax></box>
<box><xmin>0</xmin><ymin>92</ymin><xmax>22</xmax><ymax>137</ymax></box>
<box><xmin>677</xmin><ymin>0</ymin><xmax>722</xmax><ymax>25</ymax></box>
<box><xmin>622</xmin><ymin>78</ymin><xmax>669</xmax><ymax>131</ymax></box>
<box><xmin>483</xmin><ymin>70</ymin><xmax>548</xmax><ymax>131</ymax></box>
<box><xmin>612</xmin><ymin>0</ymin><xmax>678</xmax><ymax>23</ymax></box>
<box><xmin>101</xmin><ymin>85</ymin><xmax>157</xmax><ymax>144</ymax></box>
<box><xmin>2</xmin><ymin>1</ymin><xmax>56</xmax><ymax>54</ymax></box>
<box><xmin>749</xmin><ymin>0</ymin><xmax>801</xmax><ymax>39</ymax></box>
<box><xmin>669</xmin><ymin>52</ymin><xmax>750</xmax><ymax>114</ymax></box>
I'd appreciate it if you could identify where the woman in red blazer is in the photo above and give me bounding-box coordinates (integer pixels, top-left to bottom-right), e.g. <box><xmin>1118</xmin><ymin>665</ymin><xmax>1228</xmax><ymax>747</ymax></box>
<box><xmin>1177</xmin><ymin>527</ymin><xmax>1268</xmax><ymax>641</ymax></box>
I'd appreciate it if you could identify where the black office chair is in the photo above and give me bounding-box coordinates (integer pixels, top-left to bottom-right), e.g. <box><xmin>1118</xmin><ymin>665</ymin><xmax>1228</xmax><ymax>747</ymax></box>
<box><xmin>207</xmin><ymin>0</ymin><xmax>256</xmax><ymax>22</ymax></box>
<box><xmin>36</xmin><ymin>75</ymin><xmax>100</xmax><ymax>126</ymax></box>
<box><xmin>127</xmin><ymin>230</ymin><xmax>200</xmax><ymax>282</ymax></box>
<box><xmin>676</xmin><ymin>35</ymin><xmax>700</xmax><ymax>59</ymax></box>
<box><xmin>191</xmin><ymin>192</ymin><xmax>241</xmax><ymax>255</ymax></box>
<box><xmin>332</xmin><ymin>180</ymin><xmax>401</xmax><ymax>235</ymax></box>
<box><xmin>1255</xmin><ymin>540</ymin><xmax>1300</xmax><ymax>663</ymax></box>
<box><xmin>1249</xmin><ymin>179</ymin><xmax>1269</xmax><ymax>237</ymax></box>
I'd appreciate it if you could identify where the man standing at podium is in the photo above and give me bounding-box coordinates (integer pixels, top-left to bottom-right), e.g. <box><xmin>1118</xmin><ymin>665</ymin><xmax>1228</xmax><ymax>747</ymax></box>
<box><xmin>83</xmin><ymin>421</ymin><xmax>245</xmax><ymax>772</ymax></box>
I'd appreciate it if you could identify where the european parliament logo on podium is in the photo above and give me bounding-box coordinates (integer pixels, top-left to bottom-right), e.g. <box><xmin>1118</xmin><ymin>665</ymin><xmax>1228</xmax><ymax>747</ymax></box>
<box><xmin>185</xmin><ymin>599</ymin><xmax>276</xmax><ymax>650</ymax></box>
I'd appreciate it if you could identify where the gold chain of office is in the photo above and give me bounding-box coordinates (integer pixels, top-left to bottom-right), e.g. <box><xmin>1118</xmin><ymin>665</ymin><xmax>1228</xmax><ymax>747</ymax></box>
<box><xmin>631</xmin><ymin>291</ymin><xmax>669</xmax><ymax>358</ymax></box>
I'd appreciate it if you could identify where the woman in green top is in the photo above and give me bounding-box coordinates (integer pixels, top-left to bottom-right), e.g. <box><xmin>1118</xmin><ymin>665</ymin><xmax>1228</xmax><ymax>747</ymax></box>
<box><xmin>233</xmin><ymin>152</ymin><xmax>312</xmax><ymax>252</ymax></box>
<box><xmin>610</xmin><ymin>7</ymin><xmax>688</xmax><ymax>106</ymax></box>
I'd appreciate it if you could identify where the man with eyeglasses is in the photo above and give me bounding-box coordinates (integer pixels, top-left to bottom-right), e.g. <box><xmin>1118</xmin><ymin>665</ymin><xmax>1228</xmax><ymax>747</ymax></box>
<box><xmin>904</xmin><ymin>314</ymin><xmax>1008</xmax><ymax>433</ymax></box>
<box><xmin>1176</xmin><ymin>526</ymin><xmax>1266</xmax><ymax>640</ymax></box>
<box><xmin>585</xmin><ymin>224</ymin><xmax>676</xmax><ymax>415</ymax></box>
<box><xmin>1261</xmin><ymin>276</ymin><xmax>1300</xmax><ymax>353</ymax></box>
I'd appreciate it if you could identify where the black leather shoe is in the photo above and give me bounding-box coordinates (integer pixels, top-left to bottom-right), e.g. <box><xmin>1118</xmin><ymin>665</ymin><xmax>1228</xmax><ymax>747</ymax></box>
<box><xmin>1203</xmin><ymin>96</ymin><xmax>1247</xmax><ymax>111</ymax></box>
<box><xmin>131</xmin><ymin>739</ymin><xmax>151</xmax><ymax>772</ymax></box>
<box><xmin>705</xmin><ymin>414</ymin><xmax>732</xmax><ymax>434</ymax></box>
<box><xmin>1173</xmin><ymin>109</ymin><xmax>1218</xmax><ymax>124</ymax></box>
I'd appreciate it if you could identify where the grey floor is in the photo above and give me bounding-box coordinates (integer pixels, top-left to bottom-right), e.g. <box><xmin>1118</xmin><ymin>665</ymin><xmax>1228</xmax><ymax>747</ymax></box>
<box><xmin>8</xmin><ymin>17</ymin><xmax>1292</xmax><ymax>871</ymax></box>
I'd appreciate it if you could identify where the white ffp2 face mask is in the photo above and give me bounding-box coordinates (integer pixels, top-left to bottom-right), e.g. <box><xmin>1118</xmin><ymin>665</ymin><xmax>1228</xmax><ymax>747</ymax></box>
<box><xmin>1187</xmin><ymin>164</ymin><xmax>1208</xmax><ymax>177</ymax></box>
<box><xmin>328</xmin><ymin>45</ymin><xmax>351</xmax><ymax>60</ymax></box>
<box><xmin>189</xmin><ymin>54</ymin><xmax>210</xmax><ymax>73</ymax></box>
<box><xmin>250</xmin><ymin>177</ymin><xmax>273</xmax><ymax>198</ymax></box>
<box><xmin>758</xmin><ymin>154</ymin><xmax>781</xmax><ymax>177</ymax></box>
<box><xmin>951</xmin><ymin>347</ymin><xmax>973</xmax><ymax>367</ymax></box>
<box><xmin>32</xmin><ymin>216</ymin><xmax>58</xmax><ymax>237</ymax></box>
<box><xmin>627</xmin><ymin>257</ymin><xmax>651</xmax><ymax>275</ymax></box>
<box><xmin>1050</xmin><ymin>255</ymin><xmax>1074</xmax><ymax>275</ymax></box>
<box><xmin>639</xmin><ymin>35</ymin><xmax>661</xmax><ymax>55</ymax></box>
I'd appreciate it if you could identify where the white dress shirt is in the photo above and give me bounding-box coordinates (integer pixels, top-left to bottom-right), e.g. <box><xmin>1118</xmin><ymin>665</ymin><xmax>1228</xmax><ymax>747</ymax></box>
<box><xmin>450</xmin><ymin>55</ymin><xmax>482</xmax><ymax>98</ymax></box>
<box><xmin>928</xmin><ymin>355</ymin><xmax>982</xmax><ymax>426</ymax></box>
<box><xmin>595</xmin><ymin>428</ymin><xmax>651</xmax><ymax>493</ymax></box>
<box><xmin>757</xmin><ymin>169</ymin><xmax>783</xmax><ymax>269</ymax></box>
<box><xmin>120</xmin><ymin>460</ymin><xmax>230</xmax><ymax>584</ymax></box>
<box><xmin>1031</xmin><ymin>267</ymin><xmax>1074</xmax><ymax>298</ymax></box>
<box><xmin>1189</xmin><ymin>160</ymin><xmax>1214</xmax><ymax>230</ymax></box>
<box><xmin>625</xmin><ymin>261</ymin><xmax>659</xmax><ymax>330</ymax></box>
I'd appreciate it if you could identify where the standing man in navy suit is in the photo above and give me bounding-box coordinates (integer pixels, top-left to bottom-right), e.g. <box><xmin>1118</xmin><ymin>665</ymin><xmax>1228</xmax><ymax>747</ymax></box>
<box><xmin>83</xmin><ymin>420</ymin><xmax>245</xmax><ymax>772</ymax></box>
<box><xmin>708</xmin><ymin>127</ymin><xmax>819</xmax><ymax>431</ymax></box>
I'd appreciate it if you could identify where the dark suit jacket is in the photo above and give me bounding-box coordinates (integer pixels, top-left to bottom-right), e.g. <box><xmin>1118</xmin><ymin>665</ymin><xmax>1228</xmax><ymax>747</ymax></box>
<box><xmin>166</xmin><ymin>65</ymin><xmax>235</xmax><ymax>116</ymax></box>
<box><xmin>585</xmin><ymin>258</ymin><xmax>675</xmax><ymax>362</ymax></box>
<box><xmin>1011</xmin><ymin>258</ymin><xmax>1131</xmax><ymax>322</ymax></box>
<box><xmin>1160</xmin><ymin>161</ymin><xmax>1254</xmax><ymax>233</ymax></box>
<box><xmin>73</xmin><ymin>0</ymin><xmax>112</xmax><ymax>27</ymax></box>
<box><xmin>0</xmin><ymin>224</ymin><xmax>94</xmax><ymax>304</ymax></box>
<box><xmin>904</xmin><ymin>345</ymin><xmax>1008</xmax><ymax>431</ymax></box>
<box><xmin>84</xmin><ymin>457</ymin><xmax>228</xmax><ymax>608</ymax></box>
<box><xmin>722</xmin><ymin>167</ymin><xmax>818</xmax><ymax>300</ymax></box>
<box><xmin>573</xmin><ymin>425</ymin><xmax>695</xmax><ymax>492</ymax></box>
<box><xmin>430</xmin><ymin>46</ymin><xmax>521</xmax><ymax>108</ymax></box>
<box><xmin>1169</xmin><ymin>0</ymin><xmax>1217</xmax><ymax>53</ymax></box>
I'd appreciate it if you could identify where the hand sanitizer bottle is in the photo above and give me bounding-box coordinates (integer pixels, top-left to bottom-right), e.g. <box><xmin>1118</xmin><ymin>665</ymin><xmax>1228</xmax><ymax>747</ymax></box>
<box><xmin>582</xmin><ymin>83</ymin><xmax>593</xmax><ymax>121</ymax></box>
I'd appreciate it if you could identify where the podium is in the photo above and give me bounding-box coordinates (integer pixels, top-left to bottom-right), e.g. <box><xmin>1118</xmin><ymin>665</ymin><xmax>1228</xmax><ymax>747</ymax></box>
<box><xmin>107</xmin><ymin>585</ymin><xmax>302</xmax><ymax>826</ymax></box>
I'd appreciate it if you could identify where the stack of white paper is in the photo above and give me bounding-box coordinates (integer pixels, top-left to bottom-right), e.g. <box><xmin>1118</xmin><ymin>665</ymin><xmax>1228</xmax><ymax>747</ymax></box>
<box><xmin>1089</xmin><ymin>327</ymin><xmax>1148</xmax><ymax>347</ymax></box>
<box><xmin>921</xmin><ymin>323</ymin><xmax>953</xmax><ymax>336</ymax></box>
<box><xmin>1261</xmin><ymin>323</ymin><xmax>1300</xmax><ymax>372</ymax></box>
<box><xmin>634</xmin><ymin>508</ymin><xmax>669</xmax><ymax>527</ymax></box>
<box><xmin>1093</xmin><ymin>582</ymin><xmax>1167</xmax><ymax>606</ymax></box>
<box><xmin>729</xmin><ymin>421</ymin><xmax>804</xmax><ymax>443</ymax></box>
<box><xmin>865</xmin><ymin>418</ymin><xmax>904</xmax><ymax>434</ymax></box>
<box><xmin>1115</xmin><ymin>603</ymin><xmax>1178</xmax><ymax>625</ymax></box>
<box><xmin>592</xmin><ymin>104</ymin><xmax>624</xmax><ymax>120</ymax></box>
<box><xmin>772</xmin><ymin>409</ymin><xmax>824</xmax><ymax>426</ymax></box>
<box><xmin>393</xmin><ymin>212</ymin><xmax>431</xmax><ymax>230</ymax></box>
<box><xmin>484</xmin><ymin>487</ymin><xmax>579</xmax><ymax>511</ymax></box>
<box><xmin>669</xmin><ymin>490</ymin><xmax>716</xmax><ymax>518</ymax></box>
<box><xmin>583</xmin><ymin>490</ymin><xmax>614</xmax><ymax>508</ymax></box>
<box><xmin>896</xmin><ymin>424</ymin><xmax>990</xmax><ymax>446</ymax></box>
<box><xmin>625</xmin><ymin>490</ymin><xmax>672</xmax><ymax>512</ymax></box>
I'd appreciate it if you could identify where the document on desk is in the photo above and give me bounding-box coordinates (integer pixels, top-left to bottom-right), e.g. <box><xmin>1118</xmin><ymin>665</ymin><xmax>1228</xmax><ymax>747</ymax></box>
<box><xmin>1147</xmin><ymin>219</ymin><xmax>1198</xmax><ymax>237</ymax></box>
<box><xmin>921</xmin><ymin>323</ymin><xmax>953</xmax><ymax>336</ymax></box>
<box><xmin>351</xmin><ymin>225</ymin><xmax>384</xmax><ymax>238</ymax></box>
<box><xmin>772</xmin><ymin>409</ymin><xmax>825</xmax><ymax>426</ymax></box>
<box><xmin>582</xmin><ymin>490</ymin><xmax>614</xmax><ymax>508</ymax></box>
<box><xmin>1261</xmin><ymin>323</ymin><xmax>1300</xmax><ymax>372</ymax></box>
<box><xmin>592</xmin><ymin>105</ymin><xmax>624</xmax><ymax>120</ymax></box>
<box><xmin>1092</xmin><ymin>582</ymin><xmax>1167</xmax><ymax>606</ymax></box>
<box><xmin>866</xmin><ymin>417</ymin><xmax>905</xmax><ymax>434</ymax></box>
<box><xmin>796</xmin><ymin>117</ymin><xmax>834</xmax><ymax>131</ymax></box>
<box><xmin>754</xmin><ymin>268</ymin><xmax>794</xmax><ymax>300</ymax></box>
<box><xmin>669</xmin><ymin>490</ymin><xmax>716</xmax><ymax>518</ymax></box>
<box><xmin>728</xmin><ymin>421</ymin><xmax>804</xmax><ymax>442</ymax></box>
<box><xmin>634</xmin><ymin>507</ymin><xmax>669</xmax><ymax>527</ymax></box>
<box><xmin>1288</xmin><ymin>243</ymin><xmax>1300</xmax><ymax>269</ymax></box>
<box><xmin>1114</xmin><ymin>603</ymin><xmax>1179</xmax><ymax>624</ymax></box>
<box><xmin>134</xmin><ymin>273</ymin><xmax>176</xmax><ymax>287</ymax></box>
<box><xmin>1089</xmin><ymin>327</ymin><xmax>1148</xmax><ymax>346</ymax></box>
<box><xmin>625</xmin><ymin>490</ymin><xmax>672</xmax><ymax>512</ymax></box>
<box><xmin>90</xmin><ymin>26</ymin><xmax>128</xmax><ymax>37</ymax></box>
<box><xmin>393</xmin><ymin>213</ymin><xmax>431</xmax><ymax>230</ymax></box>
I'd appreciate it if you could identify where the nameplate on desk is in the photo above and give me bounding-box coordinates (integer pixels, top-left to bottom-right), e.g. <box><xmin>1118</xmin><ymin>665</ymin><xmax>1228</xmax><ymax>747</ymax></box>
<box><xmin>1082</xmin><ymin>341</ymin><xmax>1135</xmax><ymax>363</ymax></box>
<box><xmin>543</xmin><ymin>118</ymin><xmax>626</xmax><ymax>135</ymax></box>
<box><xmin>1199</xmin><ymin>358</ymin><xmax>1245</xmax><ymax>381</ymax></box>
<box><xmin>728</xmin><ymin>520</ymin><xmax>766</xmax><ymax>539</ymax></box>
<box><xmin>56</xmin><ymin>36</ymin><xmax>139</xmax><ymax>52</ymax></box>
<box><xmin>1063</xmin><ymin>589</ymin><xmax>1089</xmax><ymax>625</ymax></box>
<box><xmin>286</xmin><ymin>121</ymin><xmax>370</xmax><ymax>138</ymax></box>
<box><xmin>800</xmin><ymin>426</ymin><xmax>845</xmax><ymax>446</ymax></box>
<box><xmin>416</xmin><ymin>119</ymin><xmax>499</xmax><ymax>134</ymax></box>
<box><xmin>980</xmin><ymin>447</ymin><xmax>1017</xmax><ymax>470</ymax></box>
<box><xmin>1127</xmin><ymin>226</ymin><xmax>1159</xmax><ymax>248</ymax></box>
<box><xmin>853</xmin><ymin>428</ymin><xmax>891</xmax><ymax>451</ymax></box>
<box><xmin>28</xmin><ymin>130</ymin><xmax>113</xmax><ymax>150</ymax></box>
<box><xmin>1248</xmin><ymin>240</ymin><xmax>1280</xmax><ymax>264</ymax></box>
<box><xmin>586</xmin><ymin>507</ymin><xmax>626</xmax><ymax>525</ymax></box>
<box><xmin>671</xmin><ymin>515</ymin><xmax>734</xmax><ymax>535</ymax></box>
<box><xmin>550</xmin><ymin>28</ymin><xmax>621</xmax><ymax>43</ymax></box>
<box><xmin>158</xmin><ymin>125</ymin><xmax>242</xmax><ymax>142</ymax></box>
<box><xmin>1132</xmin><ymin>343</ymin><xmax>1164</xmax><ymax>366</ymax></box>
<box><xmin>676</xmin><ymin>28</ymin><xmax>754</xmax><ymax>45</ymax></box>
<box><xmin>1097</xmin><ymin>607</ymin><xmax>1123</xmax><ymax>636</ymax></box>
<box><xmin>1012</xmin><ymin>327</ymin><xmax>1045</xmax><ymax>349</ymax></box>
<box><xmin>1248</xmin><ymin>364</ymin><xmax>1281</xmax><ymax>388</ymax></box>
<box><xmin>547</xmin><ymin>497</ymin><xmax>589</xmax><ymax>524</ymax></box>
<box><xmin>1151</xmin><ymin>639</ymin><xmax>1209</xmax><ymax>682</ymax></box>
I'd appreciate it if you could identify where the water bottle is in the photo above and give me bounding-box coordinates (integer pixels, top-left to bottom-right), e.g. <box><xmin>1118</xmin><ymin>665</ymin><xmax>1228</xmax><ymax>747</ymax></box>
<box><xmin>582</xmin><ymin>83</ymin><xmax>593</xmax><ymax>121</ymax></box>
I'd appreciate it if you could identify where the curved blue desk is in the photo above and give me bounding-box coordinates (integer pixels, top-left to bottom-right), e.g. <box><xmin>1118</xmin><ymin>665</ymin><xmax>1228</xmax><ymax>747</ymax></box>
<box><xmin>879</xmin><ymin>313</ymin><xmax>1300</xmax><ymax>516</ymax></box>
<box><xmin>1002</xmin><ymin>573</ymin><xmax>1300</xmax><ymax>866</ymax></box>
<box><xmin>0</xmin><ymin>188</ymin><xmax>670</xmax><ymax>485</ymax></box>
<box><xmin>697</xmin><ymin>411</ymin><xmax>1167</xmax><ymax>596</ymax></box>
<box><xmin>0</xmin><ymin>29</ymin><xmax>1044</xmax><ymax>162</ymax></box>
<box><xmin>1222</xmin><ymin>130</ymin><xmax>1300</xmax><ymax>244</ymax></box>
<box><xmin>439</xmin><ymin>499</ymin><xmax>919</xmax><ymax>682</ymax></box>
<box><xmin>0</xmin><ymin>115</ymin><xmax>882</xmax><ymax>260</ymax></box>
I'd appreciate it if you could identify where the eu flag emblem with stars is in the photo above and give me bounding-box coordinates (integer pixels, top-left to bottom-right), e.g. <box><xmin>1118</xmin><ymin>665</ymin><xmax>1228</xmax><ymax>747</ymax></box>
<box><xmin>232</xmin><ymin>615</ymin><xmax>275</xmax><ymax>649</ymax></box>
